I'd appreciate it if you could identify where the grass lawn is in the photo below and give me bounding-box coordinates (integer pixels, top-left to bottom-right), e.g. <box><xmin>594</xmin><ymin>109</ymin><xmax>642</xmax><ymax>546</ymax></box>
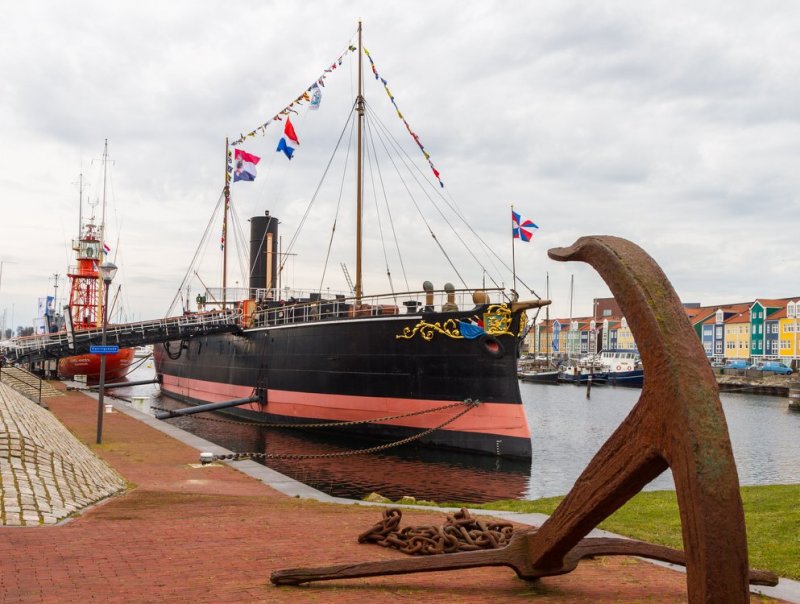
<box><xmin>448</xmin><ymin>484</ymin><xmax>800</xmax><ymax>580</ymax></box>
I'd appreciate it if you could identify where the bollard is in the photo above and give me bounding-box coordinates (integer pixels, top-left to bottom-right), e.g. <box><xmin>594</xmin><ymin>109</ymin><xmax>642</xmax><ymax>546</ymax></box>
<box><xmin>130</xmin><ymin>396</ymin><xmax>151</xmax><ymax>414</ymax></box>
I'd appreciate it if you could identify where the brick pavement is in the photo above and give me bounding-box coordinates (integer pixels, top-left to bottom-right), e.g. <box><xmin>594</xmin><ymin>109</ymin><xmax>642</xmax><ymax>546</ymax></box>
<box><xmin>0</xmin><ymin>382</ymin><xmax>783</xmax><ymax>603</ymax></box>
<box><xmin>0</xmin><ymin>383</ymin><xmax>125</xmax><ymax>526</ymax></box>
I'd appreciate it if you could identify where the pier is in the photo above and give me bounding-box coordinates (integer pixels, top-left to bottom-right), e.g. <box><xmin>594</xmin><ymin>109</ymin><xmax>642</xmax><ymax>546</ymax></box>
<box><xmin>789</xmin><ymin>380</ymin><xmax>800</xmax><ymax>411</ymax></box>
<box><xmin>4</xmin><ymin>379</ymin><xmax>791</xmax><ymax>602</ymax></box>
<box><xmin>1</xmin><ymin>309</ymin><xmax>240</xmax><ymax>364</ymax></box>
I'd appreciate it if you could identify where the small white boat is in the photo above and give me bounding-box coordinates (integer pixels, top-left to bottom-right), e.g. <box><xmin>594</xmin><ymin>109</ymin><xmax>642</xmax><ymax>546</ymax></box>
<box><xmin>133</xmin><ymin>345</ymin><xmax>153</xmax><ymax>358</ymax></box>
<box><xmin>597</xmin><ymin>349</ymin><xmax>644</xmax><ymax>387</ymax></box>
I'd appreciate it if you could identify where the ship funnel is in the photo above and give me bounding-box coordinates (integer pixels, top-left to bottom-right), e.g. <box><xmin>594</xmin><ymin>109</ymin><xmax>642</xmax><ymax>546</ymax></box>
<box><xmin>250</xmin><ymin>213</ymin><xmax>279</xmax><ymax>297</ymax></box>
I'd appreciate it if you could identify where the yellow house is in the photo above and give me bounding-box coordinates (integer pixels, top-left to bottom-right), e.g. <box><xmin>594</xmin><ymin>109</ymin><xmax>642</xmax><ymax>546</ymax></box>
<box><xmin>615</xmin><ymin>317</ymin><xmax>636</xmax><ymax>350</ymax></box>
<box><xmin>724</xmin><ymin>311</ymin><xmax>751</xmax><ymax>360</ymax></box>
<box><xmin>778</xmin><ymin>300</ymin><xmax>799</xmax><ymax>361</ymax></box>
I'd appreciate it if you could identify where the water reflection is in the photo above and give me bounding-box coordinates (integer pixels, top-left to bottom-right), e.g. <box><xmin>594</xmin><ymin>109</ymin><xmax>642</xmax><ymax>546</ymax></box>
<box><xmin>113</xmin><ymin>365</ymin><xmax>800</xmax><ymax>503</ymax></box>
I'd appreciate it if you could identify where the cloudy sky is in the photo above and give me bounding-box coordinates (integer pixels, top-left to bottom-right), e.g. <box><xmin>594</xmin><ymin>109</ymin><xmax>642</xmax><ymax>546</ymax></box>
<box><xmin>2</xmin><ymin>1</ymin><xmax>799</xmax><ymax>332</ymax></box>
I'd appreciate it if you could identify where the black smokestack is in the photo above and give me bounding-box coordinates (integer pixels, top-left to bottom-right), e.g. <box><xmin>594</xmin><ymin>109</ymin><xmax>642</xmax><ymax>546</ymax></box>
<box><xmin>250</xmin><ymin>212</ymin><xmax>279</xmax><ymax>295</ymax></box>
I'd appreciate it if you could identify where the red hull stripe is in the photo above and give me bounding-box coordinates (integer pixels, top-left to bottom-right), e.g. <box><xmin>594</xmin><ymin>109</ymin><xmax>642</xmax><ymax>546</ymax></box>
<box><xmin>160</xmin><ymin>374</ymin><xmax>530</xmax><ymax>439</ymax></box>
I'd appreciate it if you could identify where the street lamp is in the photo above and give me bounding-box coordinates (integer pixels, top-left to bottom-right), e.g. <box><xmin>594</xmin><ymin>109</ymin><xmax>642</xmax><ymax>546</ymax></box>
<box><xmin>96</xmin><ymin>261</ymin><xmax>117</xmax><ymax>445</ymax></box>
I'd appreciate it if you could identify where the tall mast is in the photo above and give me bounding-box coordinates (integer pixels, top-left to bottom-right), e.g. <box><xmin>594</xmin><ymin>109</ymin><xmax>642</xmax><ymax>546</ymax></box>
<box><xmin>354</xmin><ymin>20</ymin><xmax>364</xmax><ymax>302</ymax></box>
<box><xmin>98</xmin><ymin>140</ymin><xmax>109</xmax><ymax>322</ymax></box>
<box><xmin>511</xmin><ymin>203</ymin><xmax>517</xmax><ymax>294</ymax></box>
<box><xmin>77</xmin><ymin>172</ymin><xmax>83</xmax><ymax>239</ymax></box>
<box><xmin>545</xmin><ymin>272</ymin><xmax>550</xmax><ymax>362</ymax></box>
<box><xmin>101</xmin><ymin>140</ymin><xmax>108</xmax><ymax>234</ymax></box>
<box><xmin>569</xmin><ymin>274</ymin><xmax>574</xmax><ymax>359</ymax></box>
<box><xmin>223</xmin><ymin>137</ymin><xmax>230</xmax><ymax>307</ymax></box>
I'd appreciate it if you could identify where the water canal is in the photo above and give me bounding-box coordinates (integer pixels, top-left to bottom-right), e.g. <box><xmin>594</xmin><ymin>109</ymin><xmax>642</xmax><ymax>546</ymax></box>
<box><xmin>118</xmin><ymin>363</ymin><xmax>800</xmax><ymax>504</ymax></box>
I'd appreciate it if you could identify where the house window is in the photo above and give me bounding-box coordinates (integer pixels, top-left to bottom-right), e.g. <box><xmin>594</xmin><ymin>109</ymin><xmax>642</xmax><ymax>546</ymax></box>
<box><xmin>771</xmin><ymin>323</ymin><xmax>778</xmax><ymax>334</ymax></box>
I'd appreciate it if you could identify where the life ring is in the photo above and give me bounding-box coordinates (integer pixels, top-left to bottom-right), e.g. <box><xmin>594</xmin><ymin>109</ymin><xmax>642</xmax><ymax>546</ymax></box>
<box><xmin>615</xmin><ymin>365</ymin><xmax>622</xmax><ymax>371</ymax></box>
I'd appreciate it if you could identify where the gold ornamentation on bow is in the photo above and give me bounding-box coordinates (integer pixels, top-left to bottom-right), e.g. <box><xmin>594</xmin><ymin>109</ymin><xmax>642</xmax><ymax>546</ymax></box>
<box><xmin>395</xmin><ymin>318</ymin><xmax>464</xmax><ymax>341</ymax></box>
<box><xmin>484</xmin><ymin>305</ymin><xmax>513</xmax><ymax>336</ymax></box>
<box><xmin>518</xmin><ymin>310</ymin><xmax>528</xmax><ymax>336</ymax></box>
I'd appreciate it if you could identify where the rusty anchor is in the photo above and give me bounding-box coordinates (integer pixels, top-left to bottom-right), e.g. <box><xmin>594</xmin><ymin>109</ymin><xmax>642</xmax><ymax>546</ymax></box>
<box><xmin>271</xmin><ymin>236</ymin><xmax>779</xmax><ymax>602</ymax></box>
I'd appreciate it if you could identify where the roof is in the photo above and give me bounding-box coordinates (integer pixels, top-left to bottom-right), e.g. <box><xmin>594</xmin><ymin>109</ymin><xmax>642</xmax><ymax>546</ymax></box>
<box><xmin>724</xmin><ymin>312</ymin><xmax>750</xmax><ymax>324</ymax></box>
<box><xmin>769</xmin><ymin>307</ymin><xmax>788</xmax><ymax>320</ymax></box>
<box><xmin>752</xmin><ymin>297</ymin><xmax>800</xmax><ymax>310</ymax></box>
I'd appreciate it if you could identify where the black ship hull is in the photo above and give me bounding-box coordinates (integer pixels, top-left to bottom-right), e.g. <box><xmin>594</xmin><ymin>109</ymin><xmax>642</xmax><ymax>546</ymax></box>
<box><xmin>155</xmin><ymin>310</ymin><xmax>532</xmax><ymax>458</ymax></box>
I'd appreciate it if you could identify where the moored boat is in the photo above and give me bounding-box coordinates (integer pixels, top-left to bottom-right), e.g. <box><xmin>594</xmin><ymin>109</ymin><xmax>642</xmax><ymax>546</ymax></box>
<box><xmin>58</xmin><ymin>143</ymin><xmax>135</xmax><ymax>382</ymax></box>
<box><xmin>154</xmin><ymin>23</ymin><xmax>547</xmax><ymax>458</ymax></box>
<box><xmin>558</xmin><ymin>355</ymin><xmax>607</xmax><ymax>384</ymax></box>
<box><xmin>518</xmin><ymin>369</ymin><xmax>560</xmax><ymax>384</ymax></box>
<box><xmin>134</xmin><ymin>345</ymin><xmax>153</xmax><ymax>358</ymax></box>
<box><xmin>597</xmin><ymin>348</ymin><xmax>644</xmax><ymax>388</ymax></box>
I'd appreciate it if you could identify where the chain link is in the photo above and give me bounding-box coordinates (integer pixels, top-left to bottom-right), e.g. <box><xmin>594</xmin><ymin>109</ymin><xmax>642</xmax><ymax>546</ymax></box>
<box><xmin>162</xmin><ymin>398</ymin><xmax>479</xmax><ymax>460</ymax></box>
<box><xmin>151</xmin><ymin>398</ymin><xmax>475</xmax><ymax>430</ymax></box>
<box><xmin>358</xmin><ymin>507</ymin><xmax>515</xmax><ymax>555</ymax></box>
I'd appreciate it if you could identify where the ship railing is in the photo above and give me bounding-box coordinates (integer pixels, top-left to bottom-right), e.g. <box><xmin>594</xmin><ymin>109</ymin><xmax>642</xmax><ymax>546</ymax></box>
<box><xmin>4</xmin><ymin>309</ymin><xmax>242</xmax><ymax>356</ymax></box>
<box><xmin>245</xmin><ymin>287</ymin><xmax>511</xmax><ymax>329</ymax></box>
<box><xmin>66</xmin><ymin>265</ymin><xmax>99</xmax><ymax>277</ymax></box>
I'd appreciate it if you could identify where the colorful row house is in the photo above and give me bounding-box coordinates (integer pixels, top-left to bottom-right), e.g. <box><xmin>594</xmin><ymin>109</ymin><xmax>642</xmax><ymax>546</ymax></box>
<box><xmin>691</xmin><ymin>298</ymin><xmax>800</xmax><ymax>365</ymax></box>
<box><xmin>778</xmin><ymin>301</ymin><xmax>800</xmax><ymax>362</ymax></box>
<box><xmin>528</xmin><ymin>296</ymin><xmax>800</xmax><ymax>368</ymax></box>
<box><xmin>529</xmin><ymin>315</ymin><xmax>633</xmax><ymax>360</ymax></box>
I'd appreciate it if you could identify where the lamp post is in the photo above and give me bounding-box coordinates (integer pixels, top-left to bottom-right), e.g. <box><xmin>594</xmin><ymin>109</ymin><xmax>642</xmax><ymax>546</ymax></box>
<box><xmin>96</xmin><ymin>261</ymin><xmax>117</xmax><ymax>445</ymax></box>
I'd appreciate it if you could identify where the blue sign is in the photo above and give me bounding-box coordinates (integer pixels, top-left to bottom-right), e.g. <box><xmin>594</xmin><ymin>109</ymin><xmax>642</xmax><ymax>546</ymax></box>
<box><xmin>90</xmin><ymin>345</ymin><xmax>119</xmax><ymax>355</ymax></box>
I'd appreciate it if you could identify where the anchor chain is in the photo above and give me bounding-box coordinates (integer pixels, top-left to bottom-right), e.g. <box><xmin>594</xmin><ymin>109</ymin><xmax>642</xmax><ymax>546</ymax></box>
<box><xmin>200</xmin><ymin>399</ymin><xmax>480</xmax><ymax>460</ymax></box>
<box><xmin>151</xmin><ymin>399</ymin><xmax>476</xmax><ymax>430</ymax></box>
<box><xmin>359</xmin><ymin>507</ymin><xmax>515</xmax><ymax>555</ymax></box>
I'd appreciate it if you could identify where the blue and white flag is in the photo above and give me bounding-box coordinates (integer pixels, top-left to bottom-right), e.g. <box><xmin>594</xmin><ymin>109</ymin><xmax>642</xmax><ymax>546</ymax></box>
<box><xmin>309</xmin><ymin>84</ymin><xmax>322</xmax><ymax>110</ymax></box>
<box><xmin>552</xmin><ymin>321</ymin><xmax>561</xmax><ymax>352</ymax></box>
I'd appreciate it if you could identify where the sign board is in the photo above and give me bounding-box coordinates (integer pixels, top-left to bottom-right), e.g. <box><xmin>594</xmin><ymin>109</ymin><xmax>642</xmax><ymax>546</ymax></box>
<box><xmin>90</xmin><ymin>345</ymin><xmax>119</xmax><ymax>355</ymax></box>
